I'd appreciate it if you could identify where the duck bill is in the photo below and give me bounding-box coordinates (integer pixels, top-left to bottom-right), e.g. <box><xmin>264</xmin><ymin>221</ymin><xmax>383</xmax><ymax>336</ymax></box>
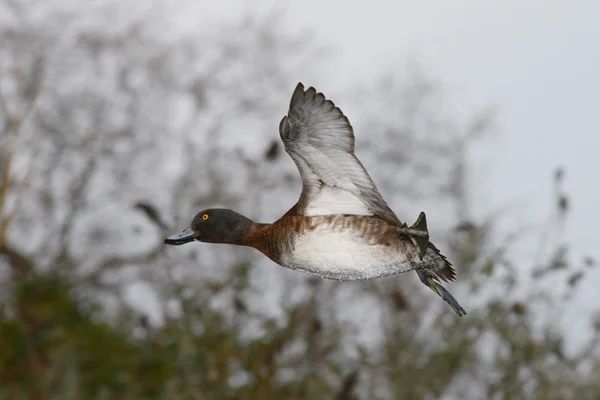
<box><xmin>164</xmin><ymin>227</ymin><xmax>195</xmax><ymax>245</ymax></box>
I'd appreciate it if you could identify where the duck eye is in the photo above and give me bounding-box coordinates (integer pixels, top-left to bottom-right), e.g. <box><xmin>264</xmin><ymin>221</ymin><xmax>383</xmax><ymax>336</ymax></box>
<box><xmin>202</xmin><ymin>214</ymin><xmax>209</xmax><ymax>221</ymax></box>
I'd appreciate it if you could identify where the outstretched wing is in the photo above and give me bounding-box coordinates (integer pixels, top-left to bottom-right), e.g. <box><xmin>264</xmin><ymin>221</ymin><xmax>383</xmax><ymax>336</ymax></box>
<box><xmin>279</xmin><ymin>82</ymin><xmax>400</xmax><ymax>225</ymax></box>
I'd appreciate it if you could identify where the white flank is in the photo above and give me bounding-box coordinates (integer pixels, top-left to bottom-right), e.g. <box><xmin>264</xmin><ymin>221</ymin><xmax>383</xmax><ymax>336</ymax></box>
<box><xmin>283</xmin><ymin>222</ymin><xmax>415</xmax><ymax>281</ymax></box>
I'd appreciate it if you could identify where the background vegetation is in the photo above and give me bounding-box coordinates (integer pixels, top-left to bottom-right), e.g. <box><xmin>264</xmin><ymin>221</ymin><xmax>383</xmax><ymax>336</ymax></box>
<box><xmin>1</xmin><ymin>1</ymin><xmax>598</xmax><ymax>399</ymax></box>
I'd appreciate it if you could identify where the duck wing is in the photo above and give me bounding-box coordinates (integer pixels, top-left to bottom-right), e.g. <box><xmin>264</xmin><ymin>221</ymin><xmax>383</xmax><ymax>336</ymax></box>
<box><xmin>279</xmin><ymin>82</ymin><xmax>400</xmax><ymax>225</ymax></box>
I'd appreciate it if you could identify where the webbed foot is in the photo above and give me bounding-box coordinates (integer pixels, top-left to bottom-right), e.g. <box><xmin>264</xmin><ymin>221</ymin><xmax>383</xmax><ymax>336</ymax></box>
<box><xmin>416</xmin><ymin>269</ymin><xmax>466</xmax><ymax>317</ymax></box>
<box><xmin>398</xmin><ymin>212</ymin><xmax>429</xmax><ymax>260</ymax></box>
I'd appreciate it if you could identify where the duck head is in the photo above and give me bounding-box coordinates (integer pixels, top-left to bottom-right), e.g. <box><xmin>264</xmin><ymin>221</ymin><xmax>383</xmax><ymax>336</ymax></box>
<box><xmin>165</xmin><ymin>208</ymin><xmax>254</xmax><ymax>246</ymax></box>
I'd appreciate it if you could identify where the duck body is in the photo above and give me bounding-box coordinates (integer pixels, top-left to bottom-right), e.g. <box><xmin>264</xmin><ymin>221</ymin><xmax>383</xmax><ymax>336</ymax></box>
<box><xmin>248</xmin><ymin>214</ymin><xmax>453</xmax><ymax>282</ymax></box>
<box><xmin>165</xmin><ymin>82</ymin><xmax>466</xmax><ymax>316</ymax></box>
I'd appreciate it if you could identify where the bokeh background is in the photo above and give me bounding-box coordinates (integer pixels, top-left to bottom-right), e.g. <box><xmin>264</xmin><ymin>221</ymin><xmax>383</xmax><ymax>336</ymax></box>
<box><xmin>1</xmin><ymin>1</ymin><xmax>599</xmax><ymax>399</ymax></box>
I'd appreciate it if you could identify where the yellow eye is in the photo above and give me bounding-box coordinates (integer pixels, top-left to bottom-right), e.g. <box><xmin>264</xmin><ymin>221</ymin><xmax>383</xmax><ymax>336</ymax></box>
<box><xmin>202</xmin><ymin>214</ymin><xmax>209</xmax><ymax>221</ymax></box>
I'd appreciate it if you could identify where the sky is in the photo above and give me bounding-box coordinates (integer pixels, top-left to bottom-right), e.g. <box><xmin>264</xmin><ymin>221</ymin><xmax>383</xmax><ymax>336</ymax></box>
<box><xmin>178</xmin><ymin>0</ymin><xmax>600</xmax><ymax>347</ymax></box>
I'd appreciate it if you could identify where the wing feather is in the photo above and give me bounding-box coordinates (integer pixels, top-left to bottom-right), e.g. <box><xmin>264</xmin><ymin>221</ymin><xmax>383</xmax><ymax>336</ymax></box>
<box><xmin>279</xmin><ymin>83</ymin><xmax>400</xmax><ymax>225</ymax></box>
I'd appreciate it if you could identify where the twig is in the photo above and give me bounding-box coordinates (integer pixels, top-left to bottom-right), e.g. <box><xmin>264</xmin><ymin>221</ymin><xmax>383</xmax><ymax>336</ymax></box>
<box><xmin>0</xmin><ymin>49</ymin><xmax>43</xmax><ymax>251</ymax></box>
<box><xmin>49</xmin><ymin>155</ymin><xmax>98</xmax><ymax>271</ymax></box>
<box><xmin>0</xmin><ymin>90</ymin><xmax>9</xmax><ymax>122</ymax></box>
<box><xmin>2</xmin><ymin>142</ymin><xmax>39</xmax><ymax>233</ymax></box>
<box><xmin>0</xmin><ymin>149</ymin><xmax>14</xmax><ymax>252</ymax></box>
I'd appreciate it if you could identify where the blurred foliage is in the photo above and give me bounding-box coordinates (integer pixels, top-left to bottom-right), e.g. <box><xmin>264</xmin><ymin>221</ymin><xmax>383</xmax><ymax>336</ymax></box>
<box><xmin>1</xmin><ymin>237</ymin><xmax>600</xmax><ymax>399</ymax></box>
<box><xmin>0</xmin><ymin>270</ymin><xmax>349</xmax><ymax>399</ymax></box>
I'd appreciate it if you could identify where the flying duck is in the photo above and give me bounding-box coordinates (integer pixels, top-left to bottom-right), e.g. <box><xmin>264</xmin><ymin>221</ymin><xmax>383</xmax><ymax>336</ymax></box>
<box><xmin>165</xmin><ymin>83</ymin><xmax>466</xmax><ymax>316</ymax></box>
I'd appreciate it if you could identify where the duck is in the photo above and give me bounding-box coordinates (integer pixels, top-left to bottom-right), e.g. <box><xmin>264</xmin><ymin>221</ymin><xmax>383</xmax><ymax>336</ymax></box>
<box><xmin>165</xmin><ymin>83</ymin><xmax>466</xmax><ymax>316</ymax></box>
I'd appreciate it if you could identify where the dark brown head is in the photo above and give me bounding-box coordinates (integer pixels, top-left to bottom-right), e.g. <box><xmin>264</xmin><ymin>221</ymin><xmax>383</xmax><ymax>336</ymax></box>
<box><xmin>164</xmin><ymin>209</ymin><xmax>254</xmax><ymax>246</ymax></box>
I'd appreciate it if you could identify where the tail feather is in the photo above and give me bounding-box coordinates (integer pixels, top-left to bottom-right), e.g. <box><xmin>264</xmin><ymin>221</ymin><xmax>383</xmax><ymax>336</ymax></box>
<box><xmin>427</xmin><ymin>242</ymin><xmax>457</xmax><ymax>283</ymax></box>
<box><xmin>399</xmin><ymin>211</ymin><xmax>465</xmax><ymax>316</ymax></box>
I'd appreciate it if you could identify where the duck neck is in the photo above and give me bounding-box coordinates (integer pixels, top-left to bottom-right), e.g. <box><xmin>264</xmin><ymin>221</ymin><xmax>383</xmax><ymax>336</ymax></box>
<box><xmin>216</xmin><ymin>214</ymin><xmax>263</xmax><ymax>247</ymax></box>
<box><xmin>241</xmin><ymin>221</ymin><xmax>271</xmax><ymax>249</ymax></box>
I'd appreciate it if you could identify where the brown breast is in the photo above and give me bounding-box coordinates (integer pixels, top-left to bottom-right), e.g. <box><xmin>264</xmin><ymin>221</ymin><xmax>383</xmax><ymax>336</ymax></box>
<box><xmin>245</xmin><ymin>212</ymin><xmax>400</xmax><ymax>264</ymax></box>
